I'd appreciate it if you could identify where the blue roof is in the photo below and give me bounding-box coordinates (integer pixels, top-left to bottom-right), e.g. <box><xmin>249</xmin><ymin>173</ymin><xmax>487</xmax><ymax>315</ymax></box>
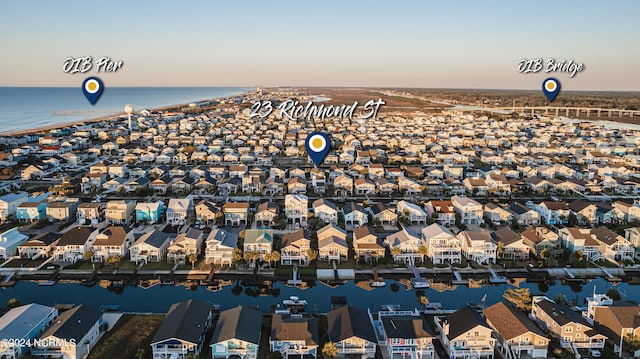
<box><xmin>0</xmin><ymin>192</ymin><xmax>28</xmax><ymax>203</ymax></box>
<box><xmin>0</xmin><ymin>304</ymin><xmax>57</xmax><ymax>340</ymax></box>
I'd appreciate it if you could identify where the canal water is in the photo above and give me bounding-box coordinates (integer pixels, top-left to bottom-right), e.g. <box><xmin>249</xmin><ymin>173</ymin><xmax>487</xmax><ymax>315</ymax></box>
<box><xmin>0</xmin><ymin>278</ymin><xmax>636</xmax><ymax>313</ymax></box>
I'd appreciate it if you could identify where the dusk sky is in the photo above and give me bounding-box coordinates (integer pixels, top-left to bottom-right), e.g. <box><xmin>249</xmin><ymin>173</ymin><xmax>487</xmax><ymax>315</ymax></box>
<box><xmin>1</xmin><ymin>0</ymin><xmax>639</xmax><ymax>90</ymax></box>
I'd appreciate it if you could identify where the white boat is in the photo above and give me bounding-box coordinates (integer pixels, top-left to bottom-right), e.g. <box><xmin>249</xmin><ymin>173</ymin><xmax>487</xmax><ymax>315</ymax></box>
<box><xmin>411</xmin><ymin>278</ymin><xmax>430</xmax><ymax>288</ymax></box>
<box><xmin>370</xmin><ymin>280</ymin><xmax>386</xmax><ymax>287</ymax></box>
<box><xmin>283</xmin><ymin>296</ymin><xmax>308</xmax><ymax>311</ymax></box>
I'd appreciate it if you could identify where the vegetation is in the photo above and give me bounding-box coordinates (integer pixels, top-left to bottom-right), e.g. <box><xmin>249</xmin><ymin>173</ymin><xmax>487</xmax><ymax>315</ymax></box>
<box><xmin>6</xmin><ymin>298</ymin><xmax>21</xmax><ymax>309</ymax></box>
<box><xmin>187</xmin><ymin>254</ymin><xmax>198</xmax><ymax>269</ymax></box>
<box><xmin>606</xmin><ymin>288</ymin><xmax>621</xmax><ymax>301</ymax></box>
<box><xmin>322</xmin><ymin>341</ymin><xmax>338</xmax><ymax>358</ymax></box>
<box><xmin>503</xmin><ymin>287</ymin><xmax>533</xmax><ymax>311</ymax></box>
<box><xmin>88</xmin><ymin>314</ymin><xmax>164</xmax><ymax>359</ymax></box>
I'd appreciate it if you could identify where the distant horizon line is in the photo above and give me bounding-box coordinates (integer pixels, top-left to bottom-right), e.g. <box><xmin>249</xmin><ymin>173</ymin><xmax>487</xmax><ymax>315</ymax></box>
<box><xmin>0</xmin><ymin>85</ymin><xmax>639</xmax><ymax>93</ymax></box>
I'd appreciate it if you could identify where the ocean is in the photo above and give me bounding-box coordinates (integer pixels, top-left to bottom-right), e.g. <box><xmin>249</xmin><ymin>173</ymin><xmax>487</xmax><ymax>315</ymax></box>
<box><xmin>0</xmin><ymin>87</ymin><xmax>250</xmax><ymax>134</ymax></box>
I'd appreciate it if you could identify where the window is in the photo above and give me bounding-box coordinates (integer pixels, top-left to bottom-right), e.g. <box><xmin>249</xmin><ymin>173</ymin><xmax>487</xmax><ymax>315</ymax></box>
<box><xmin>576</xmin><ymin>333</ymin><xmax>581</xmax><ymax>338</ymax></box>
<box><xmin>564</xmin><ymin>327</ymin><xmax>573</xmax><ymax>333</ymax></box>
<box><xmin>563</xmin><ymin>336</ymin><xmax>571</xmax><ymax>342</ymax></box>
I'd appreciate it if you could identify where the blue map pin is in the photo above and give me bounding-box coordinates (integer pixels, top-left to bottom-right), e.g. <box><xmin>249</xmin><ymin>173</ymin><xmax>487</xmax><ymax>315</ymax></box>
<box><xmin>82</xmin><ymin>77</ymin><xmax>104</xmax><ymax>105</ymax></box>
<box><xmin>542</xmin><ymin>78</ymin><xmax>560</xmax><ymax>102</ymax></box>
<box><xmin>305</xmin><ymin>132</ymin><xmax>330</xmax><ymax>166</ymax></box>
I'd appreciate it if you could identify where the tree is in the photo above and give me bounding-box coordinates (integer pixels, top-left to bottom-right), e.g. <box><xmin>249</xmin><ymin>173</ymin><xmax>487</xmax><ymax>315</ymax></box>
<box><xmin>263</xmin><ymin>253</ymin><xmax>272</xmax><ymax>266</ymax></box>
<box><xmin>231</xmin><ymin>248</ymin><xmax>243</xmax><ymax>264</ymax></box>
<box><xmin>83</xmin><ymin>248</ymin><xmax>95</xmax><ymax>261</ymax></box>
<box><xmin>270</xmin><ymin>251</ymin><xmax>281</xmax><ymax>266</ymax></box>
<box><xmin>496</xmin><ymin>241</ymin><xmax>504</xmax><ymax>259</ymax></box>
<box><xmin>390</xmin><ymin>247</ymin><xmax>402</xmax><ymax>257</ymax></box>
<box><xmin>188</xmin><ymin>254</ymin><xmax>198</xmax><ymax>269</ymax></box>
<box><xmin>503</xmin><ymin>287</ymin><xmax>533</xmax><ymax>311</ymax></box>
<box><xmin>554</xmin><ymin>293</ymin><xmax>569</xmax><ymax>305</ymax></box>
<box><xmin>6</xmin><ymin>298</ymin><xmax>21</xmax><ymax>309</ymax></box>
<box><xmin>624</xmin><ymin>334</ymin><xmax>640</xmax><ymax>353</ymax></box>
<box><xmin>135</xmin><ymin>348</ymin><xmax>145</xmax><ymax>359</ymax></box>
<box><xmin>540</xmin><ymin>248</ymin><xmax>551</xmax><ymax>266</ymax></box>
<box><xmin>417</xmin><ymin>245</ymin><xmax>429</xmax><ymax>263</ymax></box>
<box><xmin>418</xmin><ymin>295</ymin><xmax>429</xmax><ymax>306</ymax></box>
<box><xmin>307</xmin><ymin>249</ymin><xmax>318</xmax><ymax>263</ymax></box>
<box><xmin>105</xmin><ymin>255</ymin><xmax>121</xmax><ymax>268</ymax></box>
<box><xmin>606</xmin><ymin>288</ymin><xmax>621</xmax><ymax>301</ymax></box>
<box><xmin>322</xmin><ymin>342</ymin><xmax>338</xmax><ymax>358</ymax></box>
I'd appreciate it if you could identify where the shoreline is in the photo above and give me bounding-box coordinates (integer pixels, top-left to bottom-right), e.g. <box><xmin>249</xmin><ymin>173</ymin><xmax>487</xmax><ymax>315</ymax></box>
<box><xmin>0</xmin><ymin>89</ymin><xmax>252</xmax><ymax>138</ymax></box>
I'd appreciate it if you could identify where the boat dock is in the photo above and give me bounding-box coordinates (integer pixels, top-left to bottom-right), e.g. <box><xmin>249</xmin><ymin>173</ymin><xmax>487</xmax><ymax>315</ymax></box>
<box><xmin>451</xmin><ymin>269</ymin><xmax>468</xmax><ymax>285</ymax></box>
<box><xmin>489</xmin><ymin>268</ymin><xmax>507</xmax><ymax>284</ymax></box>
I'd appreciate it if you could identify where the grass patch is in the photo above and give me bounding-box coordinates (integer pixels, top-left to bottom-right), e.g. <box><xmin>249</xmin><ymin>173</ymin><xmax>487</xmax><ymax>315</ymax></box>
<box><xmin>316</xmin><ymin>258</ymin><xmax>355</xmax><ymax>269</ymax></box>
<box><xmin>140</xmin><ymin>261</ymin><xmax>174</xmax><ymax>271</ymax></box>
<box><xmin>88</xmin><ymin>314</ymin><xmax>164</xmax><ymax>359</ymax></box>
<box><xmin>63</xmin><ymin>260</ymin><xmax>98</xmax><ymax>270</ymax></box>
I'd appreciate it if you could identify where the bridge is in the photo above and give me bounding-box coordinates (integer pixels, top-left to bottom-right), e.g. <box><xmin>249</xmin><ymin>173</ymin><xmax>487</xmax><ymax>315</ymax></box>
<box><xmin>459</xmin><ymin>106</ymin><xmax>640</xmax><ymax>118</ymax></box>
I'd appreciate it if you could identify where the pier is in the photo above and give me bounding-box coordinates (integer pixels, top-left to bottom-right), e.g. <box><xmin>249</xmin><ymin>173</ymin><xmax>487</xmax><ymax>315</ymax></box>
<box><xmin>488</xmin><ymin>268</ymin><xmax>507</xmax><ymax>284</ymax></box>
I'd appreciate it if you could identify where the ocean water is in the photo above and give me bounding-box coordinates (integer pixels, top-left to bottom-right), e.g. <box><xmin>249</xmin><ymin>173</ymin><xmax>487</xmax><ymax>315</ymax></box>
<box><xmin>0</xmin><ymin>87</ymin><xmax>250</xmax><ymax>133</ymax></box>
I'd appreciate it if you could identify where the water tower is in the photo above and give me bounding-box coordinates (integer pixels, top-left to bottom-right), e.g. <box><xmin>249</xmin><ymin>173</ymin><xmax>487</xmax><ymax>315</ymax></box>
<box><xmin>124</xmin><ymin>104</ymin><xmax>134</xmax><ymax>130</ymax></box>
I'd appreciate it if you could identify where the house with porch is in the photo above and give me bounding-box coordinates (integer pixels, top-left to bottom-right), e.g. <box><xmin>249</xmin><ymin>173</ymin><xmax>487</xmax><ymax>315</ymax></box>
<box><xmin>343</xmin><ymin>202</ymin><xmax>368</xmax><ymax>228</ymax></box>
<box><xmin>312</xmin><ymin>199</ymin><xmax>338</xmax><ymax>224</ymax></box>
<box><xmin>167</xmin><ymin>228</ymin><xmax>204</xmax><ymax>264</ymax></box>
<box><xmin>129</xmin><ymin>229</ymin><xmax>173</xmax><ymax>264</ymax></box>
<box><xmin>243</xmin><ymin>229</ymin><xmax>273</xmax><ymax>263</ymax></box>
<box><xmin>255</xmin><ymin>201</ymin><xmax>279</xmax><ymax>227</ymax></box>
<box><xmin>280</xmin><ymin>228</ymin><xmax>311</xmax><ymax>265</ymax></box>
<box><xmin>425</xmin><ymin>200</ymin><xmax>456</xmax><ymax>227</ymax></box>
<box><xmin>493</xmin><ymin>227</ymin><xmax>529</xmax><ymax>260</ymax></box>
<box><xmin>397</xmin><ymin>200</ymin><xmax>428</xmax><ymax>225</ymax></box>
<box><xmin>135</xmin><ymin>201</ymin><xmax>165</xmax><ymax>224</ymax></box>
<box><xmin>17</xmin><ymin>232</ymin><xmax>61</xmax><ymax>259</ymax></box>
<box><xmin>521</xmin><ymin>226</ymin><xmax>561</xmax><ymax>257</ymax></box>
<box><xmin>0</xmin><ymin>304</ymin><xmax>59</xmax><ymax>359</ymax></box>
<box><xmin>92</xmin><ymin>225</ymin><xmax>133</xmax><ymax>262</ymax></box>
<box><xmin>0</xmin><ymin>227</ymin><xmax>29</xmax><ymax>259</ymax></box>
<box><xmin>105</xmin><ymin>200</ymin><xmax>136</xmax><ymax>225</ymax></box>
<box><xmin>385</xmin><ymin>226</ymin><xmax>424</xmax><ymax>264</ymax></box>
<box><xmin>222</xmin><ymin>202</ymin><xmax>249</xmax><ymax>227</ymax></box>
<box><xmin>317</xmin><ymin>223</ymin><xmax>348</xmax><ymax>262</ymax></box>
<box><xmin>436</xmin><ymin>306</ymin><xmax>495</xmax><ymax>359</ymax></box>
<box><xmin>53</xmin><ymin>226</ymin><xmax>97</xmax><ymax>262</ymax></box>
<box><xmin>459</xmin><ymin>229</ymin><xmax>497</xmax><ymax>265</ymax></box>
<box><xmin>370</xmin><ymin>202</ymin><xmax>397</xmax><ymax>226</ymax></box>
<box><xmin>166</xmin><ymin>197</ymin><xmax>193</xmax><ymax>226</ymax></box>
<box><xmin>270</xmin><ymin>314</ymin><xmax>319</xmax><ymax>359</ymax></box>
<box><xmin>326</xmin><ymin>306</ymin><xmax>377</xmax><ymax>359</ymax></box>
<box><xmin>204</xmin><ymin>228</ymin><xmax>239</xmax><ymax>266</ymax></box>
<box><xmin>285</xmin><ymin>194</ymin><xmax>308</xmax><ymax>227</ymax></box>
<box><xmin>353</xmin><ymin>226</ymin><xmax>385</xmax><ymax>259</ymax></box>
<box><xmin>452</xmin><ymin>196</ymin><xmax>484</xmax><ymax>225</ymax></box>
<box><xmin>210</xmin><ymin>306</ymin><xmax>262</xmax><ymax>359</ymax></box>
<box><xmin>422</xmin><ymin>223</ymin><xmax>461</xmax><ymax>264</ymax></box>
<box><xmin>534</xmin><ymin>201</ymin><xmax>570</xmax><ymax>225</ymax></box>
<box><xmin>76</xmin><ymin>202</ymin><xmax>105</xmax><ymax>225</ymax></box>
<box><xmin>378</xmin><ymin>309</ymin><xmax>435</xmax><ymax>359</ymax></box>
<box><xmin>484</xmin><ymin>302</ymin><xmax>549</xmax><ymax>359</ymax></box>
<box><xmin>195</xmin><ymin>200</ymin><xmax>222</xmax><ymax>226</ymax></box>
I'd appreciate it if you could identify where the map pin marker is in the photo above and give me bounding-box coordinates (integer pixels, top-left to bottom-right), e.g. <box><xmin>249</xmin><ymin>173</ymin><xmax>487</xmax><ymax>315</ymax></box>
<box><xmin>305</xmin><ymin>132</ymin><xmax>330</xmax><ymax>167</ymax></box>
<box><xmin>542</xmin><ymin>77</ymin><xmax>560</xmax><ymax>102</ymax></box>
<box><xmin>82</xmin><ymin>77</ymin><xmax>104</xmax><ymax>105</ymax></box>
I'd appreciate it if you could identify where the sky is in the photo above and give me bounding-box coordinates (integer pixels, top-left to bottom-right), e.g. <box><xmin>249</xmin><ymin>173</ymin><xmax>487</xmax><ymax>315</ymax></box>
<box><xmin>1</xmin><ymin>0</ymin><xmax>639</xmax><ymax>90</ymax></box>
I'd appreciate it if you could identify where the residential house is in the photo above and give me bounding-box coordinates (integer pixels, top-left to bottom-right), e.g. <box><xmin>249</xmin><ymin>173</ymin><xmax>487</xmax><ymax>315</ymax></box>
<box><xmin>285</xmin><ymin>194</ymin><xmax>308</xmax><ymax>227</ymax></box>
<box><xmin>150</xmin><ymin>300</ymin><xmax>214</xmax><ymax>359</ymax></box>
<box><xmin>129</xmin><ymin>229</ymin><xmax>173</xmax><ymax>264</ymax></box>
<box><xmin>484</xmin><ymin>203</ymin><xmax>513</xmax><ymax>226</ymax></box>
<box><xmin>255</xmin><ymin>201</ymin><xmax>279</xmax><ymax>227</ymax></box>
<box><xmin>16</xmin><ymin>201</ymin><xmax>47</xmax><ymax>223</ymax></box>
<box><xmin>0</xmin><ymin>304</ymin><xmax>58</xmax><ymax>359</ymax></box>
<box><xmin>76</xmin><ymin>202</ymin><xmax>105</xmax><ymax>225</ymax></box>
<box><xmin>593</xmin><ymin>305</ymin><xmax>640</xmax><ymax>357</ymax></box>
<box><xmin>270</xmin><ymin>314</ymin><xmax>319</xmax><ymax>359</ymax></box>
<box><xmin>531</xmin><ymin>296</ymin><xmax>606</xmax><ymax>349</ymax></box>
<box><xmin>222</xmin><ymin>202</ymin><xmax>249</xmax><ymax>227</ymax></box>
<box><xmin>507</xmin><ymin>202</ymin><xmax>540</xmax><ymax>225</ymax></box>
<box><xmin>385</xmin><ymin>226</ymin><xmax>424</xmax><ymax>264</ymax></box>
<box><xmin>0</xmin><ymin>191</ymin><xmax>28</xmax><ymax>222</ymax></box>
<box><xmin>167</xmin><ymin>228</ymin><xmax>204</xmax><ymax>263</ymax></box>
<box><xmin>484</xmin><ymin>302</ymin><xmax>549</xmax><ymax>359</ymax></box>
<box><xmin>534</xmin><ymin>201</ymin><xmax>570</xmax><ymax>225</ymax></box>
<box><xmin>204</xmin><ymin>228</ymin><xmax>239</xmax><ymax>265</ymax></box>
<box><xmin>317</xmin><ymin>223</ymin><xmax>348</xmax><ymax>262</ymax></box>
<box><xmin>0</xmin><ymin>227</ymin><xmax>29</xmax><ymax>259</ymax></box>
<box><xmin>354</xmin><ymin>178</ymin><xmax>376</xmax><ymax>195</ymax></box>
<box><xmin>105</xmin><ymin>200</ymin><xmax>136</xmax><ymax>225</ymax></box>
<box><xmin>452</xmin><ymin>196</ymin><xmax>484</xmax><ymax>225</ymax></box>
<box><xmin>92</xmin><ymin>225</ymin><xmax>133</xmax><ymax>262</ymax></box>
<box><xmin>81</xmin><ymin>172</ymin><xmax>106</xmax><ymax>193</ymax></box>
<box><xmin>521</xmin><ymin>226</ymin><xmax>561</xmax><ymax>257</ymax></box>
<box><xmin>210</xmin><ymin>306</ymin><xmax>262</xmax><ymax>359</ymax></box>
<box><xmin>135</xmin><ymin>201</ymin><xmax>165</xmax><ymax>224</ymax></box>
<box><xmin>569</xmin><ymin>200</ymin><xmax>598</xmax><ymax>226</ymax></box>
<box><xmin>280</xmin><ymin>228</ymin><xmax>311</xmax><ymax>265</ymax></box>
<box><xmin>32</xmin><ymin>305</ymin><xmax>102</xmax><ymax>359</ymax></box>
<box><xmin>327</xmin><ymin>306</ymin><xmax>377</xmax><ymax>359</ymax></box>
<box><xmin>493</xmin><ymin>227</ymin><xmax>529</xmax><ymax>260</ymax></box>
<box><xmin>464</xmin><ymin>177</ymin><xmax>489</xmax><ymax>196</ymax></box>
<box><xmin>559</xmin><ymin>227</ymin><xmax>634</xmax><ymax>262</ymax></box>
<box><xmin>436</xmin><ymin>307</ymin><xmax>495</xmax><ymax>359</ymax></box>
<box><xmin>334</xmin><ymin>174</ymin><xmax>354</xmax><ymax>195</ymax></box>
<box><xmin>287</xmin><ymin>177</ymin><xmax>307</xmax><ymax>194</ymax></box>
<box><xmin>195</xmin><ymin>200</ymin><xmax>222</xmax><ymax>226</ymax></box>
<box><xmin>370</xmin><ymin>202</ymin><xmax>397</xmax><ymax>226</ymax></box>
<box><xmin>53</xmin><ymin>226</ymin><xmax>96</xmax><ymax>262</ymax></box>
<box><xmin>312</xmin><ymin>199</ymin><xmax>338</xmax><ymax>224</ymax></box>
<box><xmin>343</xmin><ymin>202</ymin><xmax>368</xmax><ymax>227</ymax></box>
<box><xmin>422</xmin><ymin>224</ymin><xmax>461</xmax><ymax>264</ymax></box>
<box><xmin>243</xmin><ymin>229</ymin><xmax>273</xmax><ymax>262</ymax></box>
<box><xmin>425</xmin><ymin>200</ymin><xmax>456</xmax><ymax>227</ymax></box>
<box><xmin>624</xmin><ymin>227</ymin><xmax>640</xmax><ymax>252</ymax></box>
<box><xmin>166</xmin><ymin>197</ymin><xmax>193</xmax><ymax>226</ymax></box>
<box><xmin>459</xmin><ymin>229</ymin><xmax>497</xmax><ymax>264</ymax></box>
<box><xmin>17</xmin><ymin>232</ymin><xmax>60</xmax><ymax>259</ymax></box>
<box><xmin>353</xmin><ymin>226</ymin><xmax>385</xmax><ymax>258</ymax></box>
<box><xmin>378</xmin><ymin>309</ymin><xmax>435</xmax><ymax>359</ymax></box>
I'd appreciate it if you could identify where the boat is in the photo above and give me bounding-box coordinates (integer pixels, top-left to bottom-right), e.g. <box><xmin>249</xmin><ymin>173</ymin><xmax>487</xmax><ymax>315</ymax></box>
<box><xmin>282</xmin><ymin>296</ymin><xmax>307</xmax><ymax>311</ymax></box>
<box><xmin>411</xmin><ymin>278</ymin><xmax>430</xmax><ymax>288</ymax></box>
<box><xmin>466</xmin><ymin>294</ymin><xmax>487</xmax><ymax>312</ymax></box>
<box><xmin>37</xmin><ymin>280</ymin><xmax>58</xmax><ymax>286</ymax></box>
<box><xmin>370</xmin><ymin>279</ymin><xmax>386</xmax><ymax>287</ymax></box>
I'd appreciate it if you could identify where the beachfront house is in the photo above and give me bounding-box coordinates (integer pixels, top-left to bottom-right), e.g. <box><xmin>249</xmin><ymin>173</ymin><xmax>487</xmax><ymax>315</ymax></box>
<box><xmin>243</xmin><ymin>229</ymin><xmax>273</xmax><ymax>264</ymax></box>
<box><xmin>436</xmin><ymin>307</ymin><xmax>495</xmax><ymax>359</ymax></box>
<box><xmin>280</xmin><ymin>228</ymin><xmax>311</xmax><ymax>265</ymax></box>
<box><xmin>210</xmin><ymin>306</ymin><xmax>262</xmax><ymax>359</ymax></box>
<box><xmin>459</xmin><ymin>229</ymin><xmax>497</xmax><ymax>265</ymax></box>
<box><xmin>559</xmin><ymin>226</ymin><xmax>635</xmax><ymax>262</ymax></box>
<box><xmin>493</xmin><ymin>227</ymin><xmax>530</xmax><ymax>260</ymax></box>
<box><xmin>0</xmin><ymin>304</ymin><xmax>58</xmax><ymax>359</ymax></box>
<box><xmin>150</xmin><ymin>300</ymin><xmax>214</xmax><ymax>359</ymax></box>
<box><xmin>484</xmin><ymin>302</ymin><xmax>550</xmax><ymax>359</ymax></box>
<box><xmin>422</xmin><ymin>223</ymin><xmax>461</xmax><ymax>265</ymax></box>
<box><xmin>270</xmin><ymin>314</ymin><xmax>319</xmax><ymax>359</ymax></box>
<box><xmin>135</xmin><ymin>201</ymin><xmax>165</xmax><ymax>224</ymax></box>
<box><xmin>378</xmin><ymin>309</ymin><xmax>435</xmax><ymax>359</ymax></box>
<box><xmin>166</xmin><ymin>197</ymin><xmax>193</xmax><ymax>226</ymax></box>
<box><xmin>385</xmin><ymin>226</ymin><xmax>425</xmax><ymax>264</ymax></box>
<box><xmin>17</xmin><ymin>232</ymin><xmax>61</xmax><ymax>259</ymax></box>
<box><xmin>53</xmin><ymin>227</ymin><xmax>97</xmax><ymax>262</ymax></box>
<box><xmin>326</xmin><ymin>306</ymin><xmax>377</xmax><ymax>358</ymax></box>
<box><xmin>353</xmin><ymin>226</ymin><xmax>385</xmax><ymax>259</ymax></box>
<box><xmin>129</xmin><ymin>229</ymin><xmax>173</xmax><ymax>264</ymax></box>
<box><xmin>317</xmin><ymin>223</ymin><xmax>349</xmax><ymax>262</ymax></box>
<box><xmin>92</xmin><ymin>225</ymin><xmax>133</xmax><ymax>262</ymax></box>
<box><xmin>0</xmin><ymin>227</ymin><xmax>29</xmax><ymax>259</ymax></box>
<box><xmin>167</xmin><ymin>228</ymin><xmax>204</xmax><ymax>264</ymax></box>
<box><xmin>204</xmin><ymin>228</ymin><xmax>239</xmax><ymax>266</ymax></box>
<box><xmin>32</xmin><ymin>305</ymin><xmax>103</xmax><ymax>359</ymax></box>
<box><xmin>531</xmin><ymin>296</ymin><xmax>606</xmax><ymax>349</ymax></box>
